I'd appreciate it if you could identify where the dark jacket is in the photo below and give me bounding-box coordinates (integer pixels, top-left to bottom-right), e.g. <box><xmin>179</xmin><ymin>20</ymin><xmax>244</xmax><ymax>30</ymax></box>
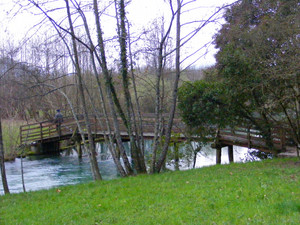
<box><xmin>54</xmin><ymin>112</ymin><xmax>63</xmax><ymax>123</ymax></box>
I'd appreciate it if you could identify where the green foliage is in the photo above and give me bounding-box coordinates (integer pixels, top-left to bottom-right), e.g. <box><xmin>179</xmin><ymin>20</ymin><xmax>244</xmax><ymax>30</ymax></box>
<box><xmin>178</xmin><ymin>80</ymin><xmax>234</xmax><ymax>142</ymax></box>
<box><xmin>214</xmin><ymin>0</ymin><xmax>300</xmax><ymax>140</ymax></box>
<box><xmin>1</xmin><ymin>158</ymin><xmax>299</xmax><ymax>224</ymax></box>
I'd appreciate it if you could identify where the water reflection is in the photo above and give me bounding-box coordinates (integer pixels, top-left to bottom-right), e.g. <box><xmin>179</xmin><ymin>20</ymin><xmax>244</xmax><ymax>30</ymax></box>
<box><xmin>1</xmin><ymin>143</ymin><xmax>259</xmax><ymax>195</ymax></box>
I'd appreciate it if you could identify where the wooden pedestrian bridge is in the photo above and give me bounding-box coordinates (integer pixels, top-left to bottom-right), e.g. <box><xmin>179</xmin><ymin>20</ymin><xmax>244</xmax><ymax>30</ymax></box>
<box><xmin>20</xmin><ymin>114</ymin><xmax>297</xmax><ymax>161</ymax></box>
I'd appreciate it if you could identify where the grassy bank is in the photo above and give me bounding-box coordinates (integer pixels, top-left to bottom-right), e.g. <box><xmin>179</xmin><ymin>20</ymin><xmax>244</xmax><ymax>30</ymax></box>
<box><xmin>1</xmin><ymin>158</ymin><xmax>299</xmax><ymax>224</ymax></box>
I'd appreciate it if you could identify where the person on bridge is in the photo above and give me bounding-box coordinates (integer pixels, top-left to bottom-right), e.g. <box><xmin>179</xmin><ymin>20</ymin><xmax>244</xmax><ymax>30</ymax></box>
<box><xmin>54</xmin><ymin>109</ymin><xmax>64</xmax><ymax>136</ymax></box>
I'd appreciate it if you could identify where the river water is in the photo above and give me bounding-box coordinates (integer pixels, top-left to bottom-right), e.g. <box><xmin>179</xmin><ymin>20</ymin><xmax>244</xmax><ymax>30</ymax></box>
<box><xmin>0</xmin><ymin>143</ymin><xmax>260</xmax><ymax>195</ymax></box>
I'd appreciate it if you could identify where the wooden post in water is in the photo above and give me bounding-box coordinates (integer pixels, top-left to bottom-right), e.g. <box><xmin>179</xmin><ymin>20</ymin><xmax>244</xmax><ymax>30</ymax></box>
<box><xmin>215</xmin><ymin>129</ymin><xmax>222</xmax><ymax>165</ymax></box>
<box><xmin>40</xmin><ymin>141</ymin><xmax>60</xmax><ymax>154</ymax></box>
<box><xmin>228</xmin><ymin>145</ymin><xmax>234</xmax><ymax>163</ymax></box>
<box><xmin>216</xmin><ymin>146</ymin><xmax>222</xmax><ymax>164</ymax></box>
<box><xmin>174</xmin><ymin>142</ymin><xmax>179</xmax><ymax>171</ymax></box>
<box><xmin>280</xmin><ymin>128</ymin><xmax>286</xmax><ymax>152</ymax></box>
<box><xmin>76</xmin><ymin>140</ymin><xmax>82</xmax><ymax>158</ymax></box>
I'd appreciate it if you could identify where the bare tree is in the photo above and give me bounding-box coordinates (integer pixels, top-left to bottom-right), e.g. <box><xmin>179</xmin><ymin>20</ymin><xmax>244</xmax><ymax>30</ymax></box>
<box><xmin>65</xmin><ymin>0</ymin><xmax>102</xmax><ymax>180</ymax></box>
<box><xmin>115</xmin><ymin>0</ymin><xmax>146</xmax><ymax>173</ymax></box>
<box><xmin>0</xmin><ymin>111</ymin><xmax>10</xmax><ymax>194</ymax></box>
<box><xmin>25</xmin><ymin>0</ymin><xmax>102</xmax><ymax>180</ymax></box>
<box><xmin>149</xmin><ymin>15</ymin><xmax>176</xmax><ymax>173</ymax></box>
<box><xmin>0</xmin><ymin>62</ymin><xmax>13</xmax><ymax>194</ymax></box>
<box><xmin>15</xmin><ymin>0</ymin><xmax>238</xmax><ymax>176</ymax></box>
<box><xmin>155</xmin><ymin>0</ymin><xmax>182</xmax><ymax>172</ymax></box>
<box><xmin>93</xmin><ymin>0</ymin><xmax>134</xmax><ymax>175</ymax></box>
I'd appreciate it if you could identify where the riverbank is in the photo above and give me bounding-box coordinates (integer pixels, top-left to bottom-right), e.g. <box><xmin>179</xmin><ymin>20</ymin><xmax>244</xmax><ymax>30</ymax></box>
<box><xmin>1</xmin><ymin>158</ymin><xmax>299</xmax><ymax>224</ymax></box>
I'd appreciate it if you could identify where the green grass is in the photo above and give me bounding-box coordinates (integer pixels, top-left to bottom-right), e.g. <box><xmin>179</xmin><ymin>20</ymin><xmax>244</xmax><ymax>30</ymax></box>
<box><xmin>1</xmin><ymin>158</ymin><xmax>299</xmax><ymax>224</ymax></box>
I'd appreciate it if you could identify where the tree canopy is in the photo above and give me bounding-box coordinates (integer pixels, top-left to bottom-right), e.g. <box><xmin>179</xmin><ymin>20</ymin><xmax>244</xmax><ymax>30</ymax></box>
<box><xmin>179</xmin><ymin>0</ymin><xmax>300</xmax><ymax>153</ymax></box>
<box><xmin>215</xmin><ymin>0</ymin><xmax>300</xmax><ymax>149</ymax></box>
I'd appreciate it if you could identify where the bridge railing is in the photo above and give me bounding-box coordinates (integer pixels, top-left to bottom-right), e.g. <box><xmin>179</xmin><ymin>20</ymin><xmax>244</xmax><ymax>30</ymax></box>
<box><xmin>219</xmin><ymin>125</ymin><xmax>291</xmax><ymax>151</ymax></box>
<box><xmin>19</xmin><ymin>114</ymin><xmax>185</xmax><ymax>144</ymax></box>
<box><xmin>20</xmin><ymin>121</ymin><xmax>56</xmax><ymax>144</ymax></box>
<box><xmin>20</xmin><ymin>116</ymin><xmax>84</xmax><ymax>144</ymax></box>
<box><xmin>20</xmin><ymin>114</ymin><xmax>292</xmax><ymax>152</ymax></box>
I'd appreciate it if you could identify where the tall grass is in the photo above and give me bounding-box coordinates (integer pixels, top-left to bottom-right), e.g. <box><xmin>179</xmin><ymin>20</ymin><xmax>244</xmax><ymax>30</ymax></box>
<box><xmin>2</xmin><ymin>119</ymin><xmax>24</xmax><ymax>160</ymax></box>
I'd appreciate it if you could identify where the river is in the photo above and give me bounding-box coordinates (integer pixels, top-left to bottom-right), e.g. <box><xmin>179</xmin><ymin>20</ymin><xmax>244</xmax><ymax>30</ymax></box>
<box><xmin>0</xmin><ymin>143</ymin><xmax>261</xmax><ymax>195</ymax></box>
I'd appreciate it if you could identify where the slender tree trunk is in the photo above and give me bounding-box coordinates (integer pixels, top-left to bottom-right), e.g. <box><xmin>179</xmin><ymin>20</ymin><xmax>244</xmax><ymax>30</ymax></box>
<box><xmin>21</xmin><ymin>148</ymin><xmax>26</xmax><ymax>193</ymax></box>
<box><xmin>73</xmin><ymin>2</ymin><xmax>127</xmax><ymax>177</ymax></box>
<box><xmin>65</xmin><ymin>0</ymin><xmax>101</xmax><ymax>180</ymax></box>
<box><xmin>41</xmin><ymin>83</ymin><xmax>101</xmax><ymax>180</ymax></box>
<box><xmin>193</xmin><ymin>152</ymin><xmax>197</xmax><ymax>169</ymax></box>
<box><xmin>156</xmin><ymin>0</ymin><xmax>181</xmax><ymax>172</ymax></box>
<box><xmin>150</xmin><ymin>8</ymin><xmax>176</xmax><ymax>174</ymax></box>
<box><xmin>35</xmin><ymin>0</ymin><xmax>104</xmax><ymax>180</ymax></box>
<box><xmin>0</xmin><ymin>117</ymin><xmax>10</xmax><ymax>194</ymax></box>
<box><xmin>93</xmin><ymin>0</ymin><xmax>133</xmax><ymax>175</ymax></box>
<box><xmin>150</xmin><ymin>48</ymin><xmax>163</xmax><ymax>173</ymax></box>
<box><xmin>85</xmin><ymin>86</ymin><xmax>127</xmax><ymax>177</ymax></box>
<box><xmin>127</xmin><ymin>22</ymin><xmax>145</xmax><ymax>156</ymax></box>
<box><xmin>116</xmin><ymin>0</ymin><xmax>146</xmax><ymax>173</ymax></box>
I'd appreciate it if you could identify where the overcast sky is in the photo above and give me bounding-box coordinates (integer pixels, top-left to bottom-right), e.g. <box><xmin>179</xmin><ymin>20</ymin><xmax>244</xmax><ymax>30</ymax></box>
<box><xmin>0</xmin><ymin>0</ymin><xmax>236</xmax><ymax>68</ymax></box>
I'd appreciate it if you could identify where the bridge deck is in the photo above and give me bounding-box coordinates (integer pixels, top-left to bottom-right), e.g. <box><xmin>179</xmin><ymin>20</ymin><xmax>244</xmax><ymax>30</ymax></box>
<box><xmin>20</xmin><ymin>115</ymin><xmax>296</xmax><ymax>153</ymax></box>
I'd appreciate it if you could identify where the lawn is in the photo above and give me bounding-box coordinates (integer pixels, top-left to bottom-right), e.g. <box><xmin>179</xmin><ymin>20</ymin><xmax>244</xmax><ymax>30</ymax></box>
<box><xmin>0</xmin><ymin>158</ymin><xmax>299</xmax><ymax>224</ymax></box>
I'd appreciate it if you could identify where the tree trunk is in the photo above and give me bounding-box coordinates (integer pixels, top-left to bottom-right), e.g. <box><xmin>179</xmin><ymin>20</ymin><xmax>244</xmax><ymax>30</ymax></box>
<box><xmin>85</xmin><ymin>86</ymin><xmax>127</xmax><ymax>177</ymax></box>
<box><xmin>150</xmin><ymin>6</ymin><xmax>176</xmax><ymax>174</ymax></box>
<box><xmin>156</xmin><ymin>0</ymin><xmax>181</xmax><ymax>172</ymax></box>
<box><xmin>193</xmin><ymin>152</ymin><xmax>197</xmax><ymax>169</ymax></box>
<box><xmin>65</xmin><ymin>0</ymin><xmax>101</xmax><ymax>180</ymax></box>
<box><xmin>150</xmin><ymin>48</ymin><xmax>163</xmax><ymax>173</ymax></box>
<box><xmin>127</xmin><ymin>22</ymin><xmax>145</xmax><ymax>156</ymax></box>
<box><xmin>0</xmin><ymin>117</ymin><xmax>10</xmax><ymax>194</ymax></box>
<box><xmin>74</xmin><ymin>3</ymin><xmax>128</xmax><ymax>177</ymax></box>
<box><xmin>116</xmin><ymin>0</ymin><xmax>146</xmax><ymax>173</ymax></box>
<box><xmin>93</xmin><ymin>0</ymin><xmax>133</xmax><ymax>175</ymax></box>
<box><xmin>21</xmin><ymin>148</ymin><xmax>26</xmax><ymax>193</ymax></box>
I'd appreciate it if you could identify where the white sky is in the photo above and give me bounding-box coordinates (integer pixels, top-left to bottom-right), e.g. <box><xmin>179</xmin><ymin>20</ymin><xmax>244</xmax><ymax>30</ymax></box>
<box><xmin>0</xmin><ymin>0</ymin><xmax>236</xmax><ymax>68</ymax></box>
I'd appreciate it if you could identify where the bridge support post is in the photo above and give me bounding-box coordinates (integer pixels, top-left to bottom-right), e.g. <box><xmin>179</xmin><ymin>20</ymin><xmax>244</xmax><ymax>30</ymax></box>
<box><xmin>30</xmin><ymin>143</ymin><xmax>43</xmax><ymax>155</ymax></box>
<box><xmin>216</xmin><ymin>146</ymin><xmax>221</xmax><ymax>164</ymax></box>
<box><xmin>41</xmin><ymin>141</ymin><xmax>60</xmax><ymax>154</ymax></box>
<box><xmin>76</xmin><ymin>140</ymin><xmax>82</xmax><ymax>158</ymax></box>
<box><xmin>228</xmin><ymin>145</ymin><xmax>234</xmax><ymax>163</ymax></box>
<box><xmin>280</xmin><ymin>129</ymin><xmax>286</xmax><ymax>152</ymax></box>
<box><xmin>174</xmin><ymin>143</ymin><xmax>179</xmax><ymax>171</ymax></box>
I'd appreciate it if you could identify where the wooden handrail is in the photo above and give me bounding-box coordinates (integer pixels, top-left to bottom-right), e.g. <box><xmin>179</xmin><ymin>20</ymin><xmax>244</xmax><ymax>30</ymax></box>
<box><xmin>19</xmin><ymin>115</ymin><xmax>294</xmax><ymax>153</ymax></box>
